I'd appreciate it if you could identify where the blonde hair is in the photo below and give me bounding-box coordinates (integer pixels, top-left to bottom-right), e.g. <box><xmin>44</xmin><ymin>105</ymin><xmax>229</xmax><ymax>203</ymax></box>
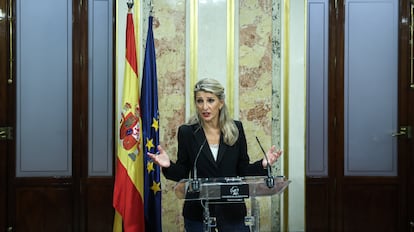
<box><xmin>187</xmin><ymin>78</ymin><xmax>239</xmax><ymax>146</ymax></box>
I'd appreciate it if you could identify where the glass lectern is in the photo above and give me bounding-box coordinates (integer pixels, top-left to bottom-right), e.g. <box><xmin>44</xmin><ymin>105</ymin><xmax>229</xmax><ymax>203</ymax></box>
<box><xmin>174</xmin><ymin>176</ymin><xmax>291</xmax><ymax>232</ymax></box>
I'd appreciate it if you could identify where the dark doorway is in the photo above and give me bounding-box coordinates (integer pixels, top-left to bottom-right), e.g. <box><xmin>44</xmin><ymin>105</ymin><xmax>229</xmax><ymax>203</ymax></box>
<box><xmin>306</xmin><ymin>0</ymin><xmax>414</xmax><ymax>231</ymax></box>
<box><xmin>0</xmin><ymin>0</ymin><xmax>116</xmax><ymax>231</ymax></box>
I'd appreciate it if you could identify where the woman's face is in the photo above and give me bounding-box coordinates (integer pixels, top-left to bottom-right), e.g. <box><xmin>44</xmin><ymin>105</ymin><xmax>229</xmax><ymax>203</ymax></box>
<box><xmin>195</xmin><ymin>91</ymin><xmax>224</xmax><ymax>124</ymax></box>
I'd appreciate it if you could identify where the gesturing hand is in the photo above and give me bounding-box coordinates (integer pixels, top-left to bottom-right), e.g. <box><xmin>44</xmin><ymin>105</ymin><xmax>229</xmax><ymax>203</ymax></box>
<box><xmin>262</xmin><ymin>145</ymin><xmax>283</xmax><ymax>168</ymax></box>
<box><xmin>147</xmin><ymin>145</ymin><xmax>171</xmax><ymax>168</ymax></box>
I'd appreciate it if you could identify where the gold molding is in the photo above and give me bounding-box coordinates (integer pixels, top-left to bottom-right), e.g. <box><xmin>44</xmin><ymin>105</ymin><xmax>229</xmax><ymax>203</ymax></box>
<box><xmin>282</xmin><ymin>0</ymin><xmax>290</xmax><ymax>230</ymax></box>
<box><xmin>226</xmin><ymin>0</ymin><xmax>235</xmax><ymax>118</ymax></box>
<box><xmin>135</xmin><ymin>1</ymin><xmax>140</xmax><ymax>74</ymax></box>
<box><xmin>189</xmin><ymin>0</ymin><xmax>198</xmax><ymax>115</ymax></box>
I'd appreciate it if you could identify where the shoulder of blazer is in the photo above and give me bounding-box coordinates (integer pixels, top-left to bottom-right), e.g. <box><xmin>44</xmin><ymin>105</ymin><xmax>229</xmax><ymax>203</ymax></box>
<box><xmin>234</xmin><ymin>120</ymin><xmax>243</xmax><ymax>130</ymax></box>
<box><xmin>178</xmin><ymin>123</ymin><xmax>203</xmax><ymax>136</ymax></box>
<box><xmin>178</xmin><ymin>123</ymin><xmax>206</xmax><ymax>147</ymax></box>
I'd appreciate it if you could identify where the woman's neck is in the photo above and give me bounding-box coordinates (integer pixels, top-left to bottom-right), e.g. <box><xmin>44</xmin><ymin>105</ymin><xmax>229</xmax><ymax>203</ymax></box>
<box><xmin>202</xmin><ymin>122</ymin><xmax>220</xmax><ymax>145</ymax></box>
<box><xmin>203</xmin><ymin>120</ymin><xmax>218</xmax><ymax>130</ymax></box>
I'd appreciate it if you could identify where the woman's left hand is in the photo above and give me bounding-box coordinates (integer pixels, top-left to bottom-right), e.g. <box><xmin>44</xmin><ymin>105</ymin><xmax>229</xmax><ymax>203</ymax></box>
<box><xmin>262</xmin><ymin>145</ymin><xmax>283</xmax><ymax>168</ymax></box>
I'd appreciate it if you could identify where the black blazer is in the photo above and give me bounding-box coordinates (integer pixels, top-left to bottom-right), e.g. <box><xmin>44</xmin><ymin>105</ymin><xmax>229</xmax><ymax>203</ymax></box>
<box><xmin>162</xmin><ymin>120</ymin><xmax>267</xmax><ymax>222</ymax></box>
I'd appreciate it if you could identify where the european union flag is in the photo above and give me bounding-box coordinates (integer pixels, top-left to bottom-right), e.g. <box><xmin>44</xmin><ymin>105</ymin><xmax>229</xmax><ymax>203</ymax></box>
<box><xmin>141</xmin><ymin>16</ymin><xmax>162</xmax><ymax>232</ymax></box>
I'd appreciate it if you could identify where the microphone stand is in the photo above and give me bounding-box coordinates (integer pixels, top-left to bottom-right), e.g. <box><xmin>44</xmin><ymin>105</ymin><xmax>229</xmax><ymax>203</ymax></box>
<box><xmin>191</xmin><ymin>139</ymin><xmax>207</xmax><ymax>192</ymax></box>
<box><xmin>256</xmin><ymin>137</ymin><xmax>274</xmax><ymax>188</ymax></box>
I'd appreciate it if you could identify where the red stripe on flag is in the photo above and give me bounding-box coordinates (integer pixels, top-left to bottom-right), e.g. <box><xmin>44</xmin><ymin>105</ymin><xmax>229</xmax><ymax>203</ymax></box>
<box><xmin>126</xmin><ymin>13</ymin><xmax>137</xmax><ymax>75</ymax></box>
<box><xmin>113</xmin><ymin>159</ymin><xmax>145</xmax><ymax>231</ymax></box>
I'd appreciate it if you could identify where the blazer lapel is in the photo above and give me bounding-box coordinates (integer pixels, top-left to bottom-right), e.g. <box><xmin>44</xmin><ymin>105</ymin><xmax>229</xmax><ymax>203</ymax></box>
<box><xmin>192</xmin><ymin>124</ymin><xmax>205</xmax><ymax>146</ymax></box>
<box><xmin>202</xmin><ymin>144</ymin><xmax>218</xmax><ymax>168</ymax></box>
<box><xmin>215</xmin><ymin>135</ymin><xmax>227</xmax><ymax>165</ymax></box>
<box><xmin>192</xmin><ymin>124</ymin><xmax>217</xmax><ymax>167</ymax></box>
<box><xmin>192</xmin><ymin>124</ymin><xmax>231</xmax><ymax>170</ymax></box>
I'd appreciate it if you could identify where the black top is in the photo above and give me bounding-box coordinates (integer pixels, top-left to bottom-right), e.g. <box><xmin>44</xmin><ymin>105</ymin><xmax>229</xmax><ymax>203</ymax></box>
<box><xmin>162</xmin><ymin>120</ymin><xmax>267</xmax><ymax>222</ymax></box>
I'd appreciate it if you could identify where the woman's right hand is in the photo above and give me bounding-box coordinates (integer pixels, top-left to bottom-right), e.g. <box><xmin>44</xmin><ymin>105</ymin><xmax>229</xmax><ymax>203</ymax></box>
<box><xmin>147</xmin><ymin>145</ymin><xmax>171</xmax><ymax>168</ymax></box>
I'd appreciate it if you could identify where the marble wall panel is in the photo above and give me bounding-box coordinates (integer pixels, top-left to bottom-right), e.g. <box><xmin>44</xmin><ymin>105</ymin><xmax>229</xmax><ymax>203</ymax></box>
<box><xmin>138</xmin><ymin>0</ymin><xmax>281</xmax><ymax>230</ymax></box>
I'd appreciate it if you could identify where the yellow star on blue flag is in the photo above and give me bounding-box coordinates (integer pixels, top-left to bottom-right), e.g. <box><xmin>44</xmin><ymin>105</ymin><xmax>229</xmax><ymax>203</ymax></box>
<box><xmin>152</xmin><ymin>118</ymin><xmax>159</xmax><ymax>132</ymax></box>
<box><xmin>146</xmin><ymin>138</ymin><xmax>155</xmax><ymax>151</ymax></box>
<box><xmin>147</xmin><ymin>161</ymin><xmax>155</xmax><ymax>173</ymax></box>
<box><xmin>151</xmin><ymin>181</ymin><xmax>161</xmax><ymax>194</ymax></box>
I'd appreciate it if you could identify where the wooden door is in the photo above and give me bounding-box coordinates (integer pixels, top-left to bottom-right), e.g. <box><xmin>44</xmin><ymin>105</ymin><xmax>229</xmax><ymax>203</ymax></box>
<box><xmin>0</xmin><ymin>0</ymin><xmax>115</xmax><ymax>231</ymax></box>
<box><xmin>306</xmin><ymin>0</ymin><xmax>414</xmax><ymax>231</ymax></box>
<box><xmin>0</xmin><ymin>0</ymin><xmax>10</xmax><ymax>230</ymax></box>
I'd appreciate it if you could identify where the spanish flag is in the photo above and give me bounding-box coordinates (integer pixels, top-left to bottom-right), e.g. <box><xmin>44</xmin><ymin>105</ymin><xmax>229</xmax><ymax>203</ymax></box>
<box><xmin>113</xmin><ymin>9</ymin><xmax>145</xmax><ymax>232</ymax></box>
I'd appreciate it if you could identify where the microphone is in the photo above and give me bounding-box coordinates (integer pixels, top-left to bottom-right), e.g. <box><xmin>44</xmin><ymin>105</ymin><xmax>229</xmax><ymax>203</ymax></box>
<box><xmin>256</xmin><ymin>136</ymin><xmax>274</xmax><ymax>188</ymax></box>
<box><xmin>191</xmin><ymin>139</ymin><xmax>207</xmax><ymax>192</ymax></box>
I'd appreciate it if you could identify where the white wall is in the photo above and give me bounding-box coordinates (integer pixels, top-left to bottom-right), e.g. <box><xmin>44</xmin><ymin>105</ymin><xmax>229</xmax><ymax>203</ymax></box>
<box><xmin>282</xmin><ymin>0</ymin><xmax>307</xmax><ymax>231</ymax></box>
